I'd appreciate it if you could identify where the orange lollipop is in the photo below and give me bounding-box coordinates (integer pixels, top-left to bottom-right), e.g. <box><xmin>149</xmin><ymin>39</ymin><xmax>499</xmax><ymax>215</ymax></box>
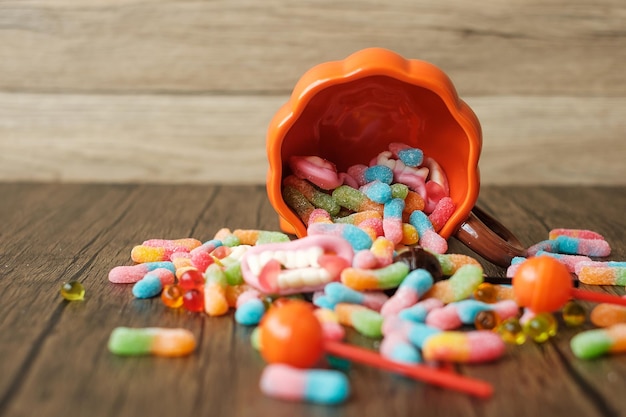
<box><xmin>513</xmin><ymin>256</ymin><xmax>626</xmax><ymax>313</ymax></box>
<box><xmin>259</xmin><ymin>300</ymin><xmax>493</xmax><ymax>398</ymax></box>
<box><xmin>259</xmin><ymin>300</ymin><xmax>325</xmax><ymax>368</ymax></box>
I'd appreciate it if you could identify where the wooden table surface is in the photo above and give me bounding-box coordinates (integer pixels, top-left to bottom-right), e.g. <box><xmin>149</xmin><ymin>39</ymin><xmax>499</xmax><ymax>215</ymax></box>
<box><xmin>1</xmin><ymin>183</ymin><xmax>625</xmax><ymax>417</ymax></box>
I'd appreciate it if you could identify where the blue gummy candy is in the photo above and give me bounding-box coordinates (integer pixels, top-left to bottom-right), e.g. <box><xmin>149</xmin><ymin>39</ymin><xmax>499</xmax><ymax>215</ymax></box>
<box><xmin>407</xmin><ymin>322</ymin><xmax>442</xmax><ymax>348</ymax></box>
<box><xmin>398</xmin><ymin>304</ymin><xmax>430</xmax><ymax>323</ymax></box>
<box><xmin>313</xmin><ymin>295</ymin><xmax>336</xmax><ymax>310</ymax></box>
<box><xmin>144</xmin><ymin>261</ymin><xmax>176</xmax><ymax>274</ymax></box>
<box><xmin>324</xmin><ymin>282</ymin><xmax>364</xmax><ymax>305</ymax></box>
<box><xmin>400</xmin><ymin>268</ymin><xmax>434</xmax><ymax>297</ymax></box>
<box><xmin>235</xmin><ymin>299</ymin><xmax>266</xmax><ymax>326</ymax></box>
<box><xmin>389</xmin><ymin>343</ymin><xmax>422</xmax><ymax>364</ymax></box>
<box><xmin>132</xmin><ymin>274</ymin><xmax>163</xmax><ymax>299</ymax></box>
<box><xmin>364</xmin><ymin>165</ymin><xmax>394</xmax><ymax>185</ymax></box>
<box><xmin>408</xmin><ymin>210</ymin><xmax>434</xmax><ymax>235</ymax></box>
<box><xmin>304</xmin><ymin>369</ymin><xmax>350</xmax><ymax>405</ymax></box>
<box><xmin>454</xmin><ymin>299</ymin><xmax>493</xmax><ymax>324</ymax></box>
<box><xmin>384</xmin><ymin>198</ymin><xmax>405</xmax><ymax>218</ymax></box>
<box><xmin>362</xmin><ymin>180</ymin><xmax>392</xmax><ymax>204</ymax></box>
<box><xmin>398</xmin><ymin>148</ymin><xmax>424</xmax><ymax>167</ymax></box>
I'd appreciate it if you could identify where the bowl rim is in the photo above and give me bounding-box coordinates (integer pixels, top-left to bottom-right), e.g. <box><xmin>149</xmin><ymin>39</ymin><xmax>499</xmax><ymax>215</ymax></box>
<box><xmin>266</xmin><ymin>47</ymin><xmax>482</xmax><ymax>239</ymax></box>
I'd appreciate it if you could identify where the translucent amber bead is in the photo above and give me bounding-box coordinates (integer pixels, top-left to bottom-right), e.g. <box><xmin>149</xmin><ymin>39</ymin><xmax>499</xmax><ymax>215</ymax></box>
<box><xmin>497</xmin><ymin>318</ymin><xmax>526</xmax><ymax>345</ymax></box>
<box><xmin>474</xmin><ymin>310</ymin><xmax>502</xmax><ymax>330</ymax></box>
<box><xmin>562</xmin><ymin>301</ymin><xmax>586</xmax><ymax>327</ymax></box>
<box><xmin>473</xmin><ymin>282</ymin><xmax>498</xmax><ymax>304</ymax></box>
<box><xmin>522</xmin><ymin>313</ymin><xmax>557</xmax><ymax>343</ymax></box>
<box><xmin>161</xmin><ymin>284</ymin><xmax>184</xmax><ymax>308</ymax></box>
<box><xmin>60</xmin><ymin>281</ymin><xmax>85</xmax><ymax>301</ymax></box>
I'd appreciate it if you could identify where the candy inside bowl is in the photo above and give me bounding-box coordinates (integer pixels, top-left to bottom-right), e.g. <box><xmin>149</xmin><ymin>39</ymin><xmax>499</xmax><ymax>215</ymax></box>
<box><xmin>266</xmin><ymin>48</ymin><xmax>525</xmax><ymax>266</ymax></box>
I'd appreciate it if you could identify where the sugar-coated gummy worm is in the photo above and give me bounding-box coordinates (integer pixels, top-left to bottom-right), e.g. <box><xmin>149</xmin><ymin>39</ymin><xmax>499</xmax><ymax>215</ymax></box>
<box><xmin>340</xmin><ymin>262</ymin><xmax>410</xmax><ymax>291</ymax></box>
<box><xmin>428</xmin><ymin>196</ymin><xmax>455</xmax><ymax>232</ymax></box>
<box><xmin>282</xmin><ymin>185</ymin><xmax>316</xmax><ymax>225</ymax></box>
<box><xmin>361</xmin><ymin>180</ymin><xmax>393</xmax><ymax>204</ymax></box>
<box><xmin>590</xmin><ymin>302</ymin><xmax>626</xmax><ymax>327</ymax></box>
<box><xmin>570</xmin><ymin>323</ymin><xmax>626</xmax><ymax>359</ymax></box>
<box><xmin>307</xmin><ymin>222</ymin><xmax>373</xmax><ymax>251</ymax></box>
<box><xmin>232</xmin><ymin>229</ymin><xmax>291</xmax><ymax>246</ymax></box>
<box><xmin>107</xmin><ymin>327</ymin><xmax>196</xmax><ymax>357</ymax></box>
<box><xmin>132</xmin><ymin>274</ymin><xmax>164</xmax><ymax>299</ymax></box>
<box><xmin>318</xmin><ymin>282</ymin><xmax>389</xmax><ymax>311</ymax></box>
<box><xmin>432</xmin><ymin>253</ymin><xmax>482</xmax><ymax>276</ymax></box>
<box><xmin>380</xmin><ymin>331</ymin><xmax>422</xmax><ymax>364</ymax></box>
<box><xmin>408</xmin><ymin>210</ymin><xmax>448</xmax><ymax>253</ymax></box>
<box><xmin>425</xmin><ymin>299</ymin><xmax>519</xmax><ymax>330</ymax></box>
<box><xmin>313</xmin><ymin>308</ymin><xmax>346</xmax><ymax>342</ymax></box>
<box><xmin>422</xmin><ymin>330</ymin><xmax>506</xmax><ymax>363</ymax></box>
<box><xmin>260</xmin><ymin>364</ymin><xmax>350</xmax><ymax>405</ymax></box>
<box><xmin>576</xmin><ymin>261</ymin><xmax>626</xmax><ymax>285</ymax></box>
<box><xmin>397</xmin><ymin>298</ymin><xmax>445</xmax><ymax>323</ymax></box>
<box><xmin>527</xmin><ymin>236</ymin><xmax>611</xmax><ymax>257</ymax></box>
<box><xmin>532</xmin><ymin>250</ymin><xmax>592</xmax><ymax>273</ymax></box>
<box><xmin>382</xmin><ymin>198</ymin><xmax>405</xmax><ymax>245</ymax></box>
<box><xmin>548</xmin><ymin>228</ymin><xmax>606</xmax><ymax>241</ymax></box>
<box><xmin>380</xmin><ymin>269</ymin><xmax>434</xmax><ymax>317</ymax></box>
<box><xmin>382</xmin><ymin>315</ymin><xmax>442</xmax><ymax>349</ymax></box>
<box><xmin>108</xmin><ymin>261</ymin><xmax>176</xmax><ymax>284</ymax></box>
<box><xmin>335</xmin><ymin>303</ymin><xmax>384</xmax><ymax>339</ymax></box>
<box><xmin>204</xmin><ymin>264</ymin><xmax>229</xmax><ymax>316</ymax></box>
<box><xmin>131</xmin><ymin>238</ymin><xmax>203</xmax><ymax>262</ymax></box>
<box><xmin>368</xmin><ymin>236</ymin><xmax>395</xmax><ymax>268</ymax></box>
<box><xmin>424</xmin><ymin>264</ymin><xmax>484</xmax><ymax>304</ymax></box>
<box><xmin>331</xmin><ymin>185</ymin><xmax>384</xmax><ymax>214</ymax></box>
<box><xmin>142</xmin><ymin>238</ymin><xmax>202</xmax><ymax>250</ymax></box>
<box><xmin>283</xmin><ymin>175</ymin><xmax>341</xmax><ymax>216</ymax></box>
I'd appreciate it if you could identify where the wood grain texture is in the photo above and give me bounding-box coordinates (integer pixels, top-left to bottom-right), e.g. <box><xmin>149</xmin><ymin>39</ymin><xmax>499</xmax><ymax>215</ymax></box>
<box><xmin>0</xmin><ymin>183</ymin><xmax>624</xmax><ymax>417</ymax></box>
<box><xmin>0</xmin><ymin>93</ymin><xmax>624</xmax><ymax>184</ymax></box>
<box><xmin>0</xmin><ymin>0</ymin><xmax>623</xmax><ymax>95</ymax></box>
<box><xmin>0</xmin><ymin>0</ymin><xmax>624</xmax><ymax>184</ymax></box>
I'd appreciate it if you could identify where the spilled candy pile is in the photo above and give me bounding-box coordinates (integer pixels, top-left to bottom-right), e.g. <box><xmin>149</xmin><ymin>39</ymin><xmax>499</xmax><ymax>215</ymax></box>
<box><xmin>101</xmin><ymin>144</ymin><xmax>625</xmax><ymax>404</ymax></box>
<box><xmin>103</xmin><ymin>222</ymin><xmax>626</xmax><ymax>404</ymax></box>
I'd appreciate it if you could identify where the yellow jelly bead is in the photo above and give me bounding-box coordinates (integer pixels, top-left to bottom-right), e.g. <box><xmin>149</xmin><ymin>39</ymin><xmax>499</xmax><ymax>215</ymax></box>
<box><xmin>497</xmin><ymin>318</ymin><xmax>526</xmax><ymax>345</ymax></box>
<box><xmin>473</xmin><ymin>282</ymin><xmax>498</xmax><ymax>304</ymax></box>
<box><xmin>562</xmin><ymin>301</ymin><xmax>586</xmax><ymax>327</ymax></box>
<box><xmin>522</xmin><ymin>313</ymin><xmax>558</xmax><ymax>343</ymax></box>
<box><xmin>60</xmin><ymin>281</ymin><xmax>85</xmax><ymax>301</ymax></box>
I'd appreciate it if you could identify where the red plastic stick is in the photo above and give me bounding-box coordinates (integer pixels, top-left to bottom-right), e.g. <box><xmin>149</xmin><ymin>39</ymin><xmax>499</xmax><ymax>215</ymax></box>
<box><xmin>323</xmin><ymin>340</ymin><xmax>493</xmax><ymax>399</ymax></box>
<box><xmin>570</xmin><ymin>288</ymin><xmax>626</xmax><ymax>306</ymax></box>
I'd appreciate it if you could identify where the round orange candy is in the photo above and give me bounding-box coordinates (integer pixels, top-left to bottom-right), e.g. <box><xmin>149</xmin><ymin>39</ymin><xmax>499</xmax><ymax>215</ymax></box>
<box><xmin>513</xmin><ymin>256</ymin><xmax>572</xmax><ymax>313</ymax></box>
<box><xmin>259</xmin><ymin>300</ymin><xmax>324</xmax><ymax>368</ymax></box>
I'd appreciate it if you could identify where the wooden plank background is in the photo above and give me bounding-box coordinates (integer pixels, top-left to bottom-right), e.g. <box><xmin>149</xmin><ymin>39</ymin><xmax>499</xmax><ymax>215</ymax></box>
<box><xmin>0</xmin><ymin>0</ymin><xmax>624</xmax><ymax>184</ymax></box>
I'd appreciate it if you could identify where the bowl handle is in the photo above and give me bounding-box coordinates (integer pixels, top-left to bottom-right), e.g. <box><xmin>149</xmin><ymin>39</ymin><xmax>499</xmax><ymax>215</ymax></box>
<box><xmin>454</xmin><ymin>206</ymin><xmax>527</xmax><ymax>267</ymax></box>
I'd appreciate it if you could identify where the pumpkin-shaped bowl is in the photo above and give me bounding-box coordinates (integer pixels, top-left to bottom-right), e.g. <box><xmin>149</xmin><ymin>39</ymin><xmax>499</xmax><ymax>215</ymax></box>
<box><xmin>266</xmin><ymin>47</ymin><xmax>481</xmax><ymax>241</ymax></box>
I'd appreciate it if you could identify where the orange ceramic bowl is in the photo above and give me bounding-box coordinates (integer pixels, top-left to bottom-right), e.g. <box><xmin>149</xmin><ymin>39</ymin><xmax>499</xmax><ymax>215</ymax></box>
<box><xmin>266</xmin><ymin>47</ymin><xmax>481</xmax><ymax>241</ymax></box>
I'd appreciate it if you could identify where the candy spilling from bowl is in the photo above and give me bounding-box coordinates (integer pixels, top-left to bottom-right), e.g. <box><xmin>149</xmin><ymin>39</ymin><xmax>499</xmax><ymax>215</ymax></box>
<box><xmin>265</xmin><ymin>47</ymin><xmax>526</xmax><ymax>267</ymax></box>
<box><xmin>98</xmin><ymin>49</ymin><xmax>626</xmax><ymax>406</ymax></box>
<box><xmin>280</xmin><ymin>141</ymin><xmax>454</xmax><ymax>256</ymax></box>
